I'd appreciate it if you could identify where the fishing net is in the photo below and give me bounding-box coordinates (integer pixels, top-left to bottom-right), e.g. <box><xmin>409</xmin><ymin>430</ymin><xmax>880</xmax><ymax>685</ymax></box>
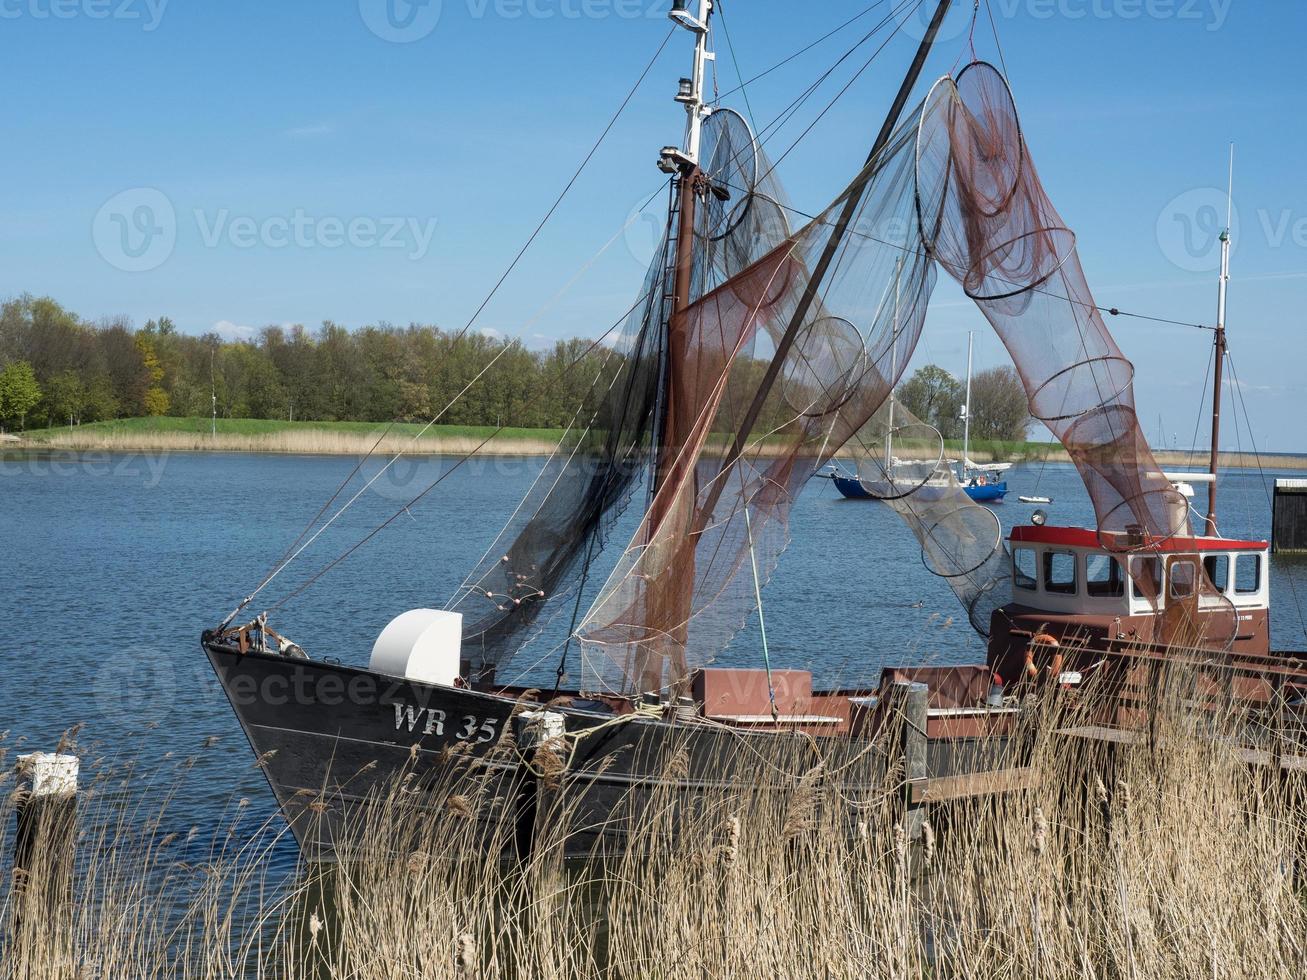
<box><xmin>849</xmin><ymin>398</ymin><xmax>1012</xmax><ymax>636</ymax></box>
<box><xmin>460</xmin><ymin>65</ymin><xmax>1233</xmax><ymax>693</ymax></box>
<box><xmin>576</xmin><ymin>116</ymin><xmax>944</xmax><ymax>692</ymax></box>
<box><xmin>916</xmin><ymin>63</ymin><xmax>1235</xmax><ymax>650</ymax></box>
<box><xmin>451</xmin><ymin>208</ymin><xmax>671</xmax><ymax>680</ymax></box>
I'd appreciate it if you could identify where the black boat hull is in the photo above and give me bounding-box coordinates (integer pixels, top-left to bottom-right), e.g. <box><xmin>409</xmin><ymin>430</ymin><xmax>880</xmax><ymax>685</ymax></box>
<box><xmin>204</xmin><ymin>645</ymin><xmax>1007</xmax><ymax>858</ymax></box>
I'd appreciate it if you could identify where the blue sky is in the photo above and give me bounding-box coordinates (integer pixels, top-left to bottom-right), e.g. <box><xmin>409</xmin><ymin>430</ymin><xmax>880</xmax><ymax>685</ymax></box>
<box><xmin>1</xmin><ymin>0</ymin><xmax>1303</xmax><ymax>449</ymax></box>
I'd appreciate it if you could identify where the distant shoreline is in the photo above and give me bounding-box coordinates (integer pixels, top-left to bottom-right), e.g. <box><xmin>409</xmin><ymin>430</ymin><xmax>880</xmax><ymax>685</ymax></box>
<box><xmin>9</xmin><ymin>419</ymin><xmax>1307</xmax><ymax>470</ymax></box>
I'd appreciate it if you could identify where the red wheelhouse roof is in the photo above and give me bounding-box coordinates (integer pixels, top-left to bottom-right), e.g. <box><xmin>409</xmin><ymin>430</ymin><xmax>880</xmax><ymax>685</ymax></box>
<box><xmin>1009</xmin><ymin>525</ymin><xmax>1266</xmax><ymax>553</ymax></box>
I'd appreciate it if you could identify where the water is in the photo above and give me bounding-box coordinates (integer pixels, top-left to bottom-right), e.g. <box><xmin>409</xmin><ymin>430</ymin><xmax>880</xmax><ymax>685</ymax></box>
<box><xmin>2</xmin><ymin>449</ymin><xmax>1305</xmax><ymax>849</ymax></box>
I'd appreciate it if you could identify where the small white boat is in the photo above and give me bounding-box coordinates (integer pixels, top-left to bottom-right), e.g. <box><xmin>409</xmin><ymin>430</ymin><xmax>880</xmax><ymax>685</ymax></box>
<box><xmin>1018</xmin><ymin>495</ymin><xmax>1052</xmax><ymax>504</ymax></box>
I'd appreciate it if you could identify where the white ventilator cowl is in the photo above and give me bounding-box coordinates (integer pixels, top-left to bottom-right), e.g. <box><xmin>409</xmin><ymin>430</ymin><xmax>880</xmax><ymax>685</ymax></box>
<box><xmin>370</xmin><ymin>609</ymin><xmax>463</xmax><ymax>686</ymax></box>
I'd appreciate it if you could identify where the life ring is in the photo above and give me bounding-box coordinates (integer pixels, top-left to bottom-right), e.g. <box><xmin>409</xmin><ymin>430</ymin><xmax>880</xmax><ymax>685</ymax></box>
<box><xmin>976</xmin><ymin>474</ymin><xmax>988</xmax><ymax>486</ymax></box>
<box><xmin>1024</xmin><ymin>632</ymin><xmax>1064</xmax><ymax>680</ymax></box>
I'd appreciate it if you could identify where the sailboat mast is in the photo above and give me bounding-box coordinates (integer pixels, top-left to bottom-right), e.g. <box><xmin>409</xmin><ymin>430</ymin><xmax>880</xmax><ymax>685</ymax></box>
<box><xmin>1204</xmin><ymin>143</ymin><xmax>1233</xmax><ymax>537</ymax></box>
<box><xmin>962</xmin><ymin>330</ymin><xmax>973</xmax><ymax>481</ymax></box>
<box><xmin>887</xmin><ymin>255</ymin><xmax>903</xmax><ymax>467</ymax></box>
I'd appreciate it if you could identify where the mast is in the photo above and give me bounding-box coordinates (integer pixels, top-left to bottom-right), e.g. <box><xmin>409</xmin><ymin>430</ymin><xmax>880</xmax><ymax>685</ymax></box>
<box><xmin>1204</xmin><ymin>143</ymin><xmax>1233</xmax><ymax>537</ymax></box>
<box><xmin>693</xmin><ymin>0</ymin><xmax>954</xmax><ymax>532</ymax></box>
<box><xmin>633</xmin><ymin>0</ymin><xmax>713</xmax><ymax>692</ymax></box>
<box><xmin>653</xmin><ymin>0</ymin><xmax>713</xmax><ymax>497</ymax></box>
<box><xmin>886</xmin><ymin>255</ymin><xmax>903</xmax><ymax>471</ymax></box>
<box><xmin>961</xmin><ymin>329</ymin><xmax>973</xmax><ymax>482</ymax></box>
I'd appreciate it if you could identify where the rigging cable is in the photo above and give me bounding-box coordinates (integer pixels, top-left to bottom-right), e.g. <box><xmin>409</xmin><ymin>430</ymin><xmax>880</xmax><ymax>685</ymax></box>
<box><xmin>758</xmin><ymin>0</ymin><xmax>928</xmax><ymax>182</ymax></box>
<box><xmin>224</xmin><ymin>181</ymin><xmax>670</xmax><ymax>626</ymax></box>
<box><xmin>715</xmin><ymin>1</ymin><xmax>891</xmax><ymax>101</ymax></box>
<box><xmin>729</xmin><ymin>0</ymin><xmax>923</xmax><ymax>171</ymax></box>
<box><xmin>1225</xmin><ymin>350</ymin><xmax>1307</xmax><ymax>643</ymax></box>
<box><xmin>713</xmin><ymin>0</ymin><xmax>759</xmax><ymax>135</ymax></box>
<box><xmin>743</xmin><ymin>501</ymin><xmax>780</xmax><ymax>724</ymax></box>
<box><xmin>260</xmin><ymin>290</ymin><xmax>655</xmax><ymax>617</ymax></box>
<box><xmin>450</xmin><ymin>25</ymin><xmax>675</xmax><ymax>343</ymax></box>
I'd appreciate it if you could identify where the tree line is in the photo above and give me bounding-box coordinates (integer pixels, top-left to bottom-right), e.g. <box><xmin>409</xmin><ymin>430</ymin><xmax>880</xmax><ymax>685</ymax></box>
<box><xmin>0</xmin><ymin>294</ymin><xmax>1030</xmax><ymax>443</ymax></box>
<box><xmin>0</xmin><ymin>295</ymin><xmax>605</xmax><ymax>431</ymax></box>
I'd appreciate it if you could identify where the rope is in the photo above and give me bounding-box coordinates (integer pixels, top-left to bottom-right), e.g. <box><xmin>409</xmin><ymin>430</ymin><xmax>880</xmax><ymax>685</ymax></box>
<box><xmin>742</xmin><ymin>501</ymin><xmax>779</xmax><ymax>724</ymax></box>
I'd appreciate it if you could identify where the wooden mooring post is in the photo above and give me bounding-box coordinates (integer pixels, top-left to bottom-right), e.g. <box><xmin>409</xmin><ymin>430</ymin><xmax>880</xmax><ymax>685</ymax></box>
<box><xmin>1272</xmin><ymin>478</ymin><xmax>1307</xmax><ymax>553</ymax></box>
<box><xmin>888</xmin><ymin>681</ymin><xmax>929</xmax><ymax>853</ymax></box>
<box><xmin>11</xmin><ymin>753</ymin><xmax>79</xmax><ymax>950</ymax></box>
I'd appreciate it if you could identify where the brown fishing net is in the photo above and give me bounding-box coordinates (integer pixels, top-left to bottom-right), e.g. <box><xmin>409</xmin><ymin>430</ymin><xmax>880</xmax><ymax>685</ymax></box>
<box><xmin>462</xmin><ymin>66</ymin><xmax>1233</xmax><ymax>693</ymax></box>
<box><xmin>577</xmin><ymin>114</ymin><xmax>944</xmax><ymax>692</ymax></box>
<box><xmin>916</xmin><ymin>63</ymin><xmax>1234</xmax><ymax>650</ymax></box>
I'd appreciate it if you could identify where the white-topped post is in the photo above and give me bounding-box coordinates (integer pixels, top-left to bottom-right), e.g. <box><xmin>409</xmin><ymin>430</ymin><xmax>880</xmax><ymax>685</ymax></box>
<box><xmin>12</xmin><ymin>752</ymin><xmax>79</xmax><ymax>946</ymax></box>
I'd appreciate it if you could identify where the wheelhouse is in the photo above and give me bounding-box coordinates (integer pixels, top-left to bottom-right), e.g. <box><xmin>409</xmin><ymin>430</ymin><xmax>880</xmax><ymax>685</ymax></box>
<box><xmin>988</xmin><ymin>524</ymin><xmax>1272</xmax><ymax>684</ymax></box>
<box><xmin>1007</xmin><ymin>525</ymin><xmax>1269</xmax><ymax>617</ymax></box>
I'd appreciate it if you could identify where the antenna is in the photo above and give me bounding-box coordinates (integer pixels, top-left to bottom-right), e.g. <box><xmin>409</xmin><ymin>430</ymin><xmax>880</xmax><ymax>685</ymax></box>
<box><xmin>1204</xmin><ymin>141</ymin><xmax>1233</xmax><ymax>536</ymax></box>
<box><xmin>210</xmin><ymin>345</ymin><xmax>217</xmax><ymax>439</ymax></box>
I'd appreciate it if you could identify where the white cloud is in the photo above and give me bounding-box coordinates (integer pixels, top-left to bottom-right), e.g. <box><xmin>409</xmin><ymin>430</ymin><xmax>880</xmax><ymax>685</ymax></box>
<box><xmin>213</xmin><ymin>320</ymin><xmax>257</xmax><ymax>342</ymax></box>
<box><xmin>285</xmin><ymin>122</ymin><xmax>335</xmax><ymax>138</ymax></box>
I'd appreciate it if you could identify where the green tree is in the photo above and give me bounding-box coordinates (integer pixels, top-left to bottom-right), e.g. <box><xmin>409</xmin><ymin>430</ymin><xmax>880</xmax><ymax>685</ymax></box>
<box><xmin>135</xmin><ymin>333</ymin><xmax>169</xmax><ymax>416</ymax></box>
<box><xmin>44</xmin><ymin>370</ymin><xmax>86</xmax><ymax>426</ymax></box>
<box><xmin>897</xmin><ymin>364</ymin><xmax>963</xmax><ymax>439</ymax></box>
<box><xmin>0</xmin><ymin>360</ymin><xmax>42</xmax><ymax>430</ymax></box>
<box><xmin>967</xmin><ymin>365</ymin><xmax>1030</xmax><ymax>442</ymax></box>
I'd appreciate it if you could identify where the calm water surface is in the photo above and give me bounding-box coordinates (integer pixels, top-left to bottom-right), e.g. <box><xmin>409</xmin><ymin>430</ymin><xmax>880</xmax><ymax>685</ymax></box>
<box><xmin>2</xmin><ymin>450</ymin><xmax>1305</xmax><ymax>855</ymax></box>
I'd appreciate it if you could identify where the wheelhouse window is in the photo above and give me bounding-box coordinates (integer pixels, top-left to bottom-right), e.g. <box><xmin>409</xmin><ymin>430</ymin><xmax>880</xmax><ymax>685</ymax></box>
<box><xmin>1235</xmin><ymin>554</ymin><xmax>1261</xmax><ymax>595</ymax></box>
<box><xmin>1013</xmin><ymin>548</ymin><xmax>1037</xmax><ymax>591</ymax></box>
<box><xmin>1203</xmin><ymin>554</ymin><xmax>1229</xmax><ymax>593</ymax></box>
<box><xmin>1043</xmin><ymin>550</ymin><xmax>1077</xmax><ymax>595</ymax></box>
<box><xmin>1131</xmin><ymin>556</ymin><xmax>1161</xmax><ymax>600</ymax></box>
<box><xmin>1085</xmin><ymin>553</ymin><xmax>1124</xmax><ymax>598</ymax></box>
<box><xmin>1169</xmin><ymin>560</ymin><xmax>1197</xmax><ymax>600</ymax></box>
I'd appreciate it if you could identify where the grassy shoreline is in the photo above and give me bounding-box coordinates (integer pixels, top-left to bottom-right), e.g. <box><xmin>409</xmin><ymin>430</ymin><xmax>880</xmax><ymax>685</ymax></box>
<box><xmin>10</xmin><ymin>416</ymin><xmax>1307</xmax><ymax>469</ymax></box>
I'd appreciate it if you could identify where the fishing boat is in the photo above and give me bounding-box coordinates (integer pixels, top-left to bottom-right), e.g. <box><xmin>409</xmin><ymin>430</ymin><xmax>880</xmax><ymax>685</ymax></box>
<box><xmin>202</xmin><ymin>1</ymin><xmax>1302</xmax><ymax>858</ymax></box>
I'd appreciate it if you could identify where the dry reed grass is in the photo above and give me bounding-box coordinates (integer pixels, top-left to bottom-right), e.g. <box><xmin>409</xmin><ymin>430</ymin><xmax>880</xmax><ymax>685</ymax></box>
<box><xmin>24</xmin><ymin>430</ymin><xmax>565</xmax><ymax>458</ymax></box>
<box><xmin>2</xmin><ymin>686</ymin><xmax>1304</xmax><ymax>979</ymax></box>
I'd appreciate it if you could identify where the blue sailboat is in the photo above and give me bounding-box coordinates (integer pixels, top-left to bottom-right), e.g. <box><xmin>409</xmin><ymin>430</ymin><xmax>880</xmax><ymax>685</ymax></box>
<box><xmin>827</xmin><ymin>331</ymin><xmax>1010</xmax><ymax>503</ymax></box>
<box><xmin>826</xmin><ymin>467</ymin><xmax>1008</xmax><ymax>502</ymax></box>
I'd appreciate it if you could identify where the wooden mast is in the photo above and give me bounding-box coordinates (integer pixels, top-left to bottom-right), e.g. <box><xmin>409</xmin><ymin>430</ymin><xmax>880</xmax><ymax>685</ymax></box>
<box><xmin>1204</xmin><ymin>144</ymin><xmax>1233</xmax><ymax>537</ymax></box>
<box><xmin>635</xmin><ymin>0</ymin><xmax>712</xmax><ymax>693</ymax></box>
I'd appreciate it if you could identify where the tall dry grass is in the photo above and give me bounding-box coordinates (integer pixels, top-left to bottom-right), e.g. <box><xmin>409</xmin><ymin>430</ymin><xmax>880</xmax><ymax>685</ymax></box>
<box><xmin>3</xmin><ymin>686</ymin><xmax>1305</xmax><ymax>978</ymax></box>
<box><xmin>23</xmin><ymin>430</ymin><xmax>565</xmax><ymax>457</ymax></box>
